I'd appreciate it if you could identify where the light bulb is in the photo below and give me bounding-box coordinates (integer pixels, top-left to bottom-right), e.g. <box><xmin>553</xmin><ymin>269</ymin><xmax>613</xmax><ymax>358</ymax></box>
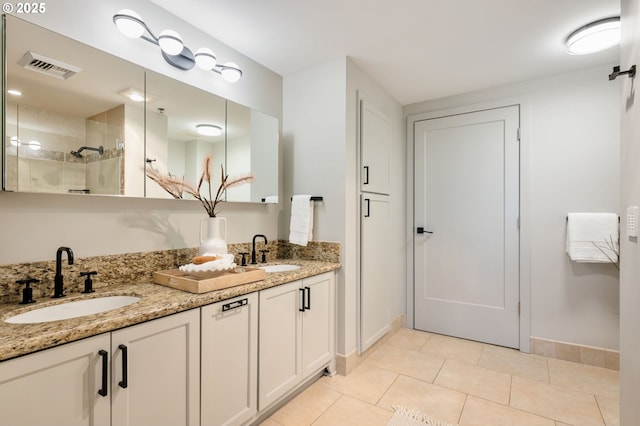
<box><xmin>28</xmin><ymin>141</ymin><xmax>41</xmax><ymax>151</ymax></box>
<box><xmin>195</xmin><ymin>47</ymin><xmax>217</xmax><ymax>70</ymax></box>
<box><xmin>158</xmin><ymin>29</ymin><xmax>184</xmax><ymax>55</ymax></box>
<box><xmin>220</xmin><ymin>62</ymin><xmax>242</xmax><ymax>83</ymax></box>
<box><xmin>114</xmin><ymin>9</ymin><xmax>146</xmax><ymax>39</ymax></box>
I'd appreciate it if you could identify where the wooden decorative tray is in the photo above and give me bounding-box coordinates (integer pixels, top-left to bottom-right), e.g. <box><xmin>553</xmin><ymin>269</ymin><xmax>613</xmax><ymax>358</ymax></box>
<box><xmin>152</xmin><ymin>267</ymin><xmax>266</xmax><ymax>294</ymax></box>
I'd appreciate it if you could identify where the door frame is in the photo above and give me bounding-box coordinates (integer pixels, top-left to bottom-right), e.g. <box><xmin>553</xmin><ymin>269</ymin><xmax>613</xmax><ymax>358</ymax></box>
<box><xmin>406</xmin><ymin>97</ymin><xmax>531</xmax><ymax>352</ymax></box>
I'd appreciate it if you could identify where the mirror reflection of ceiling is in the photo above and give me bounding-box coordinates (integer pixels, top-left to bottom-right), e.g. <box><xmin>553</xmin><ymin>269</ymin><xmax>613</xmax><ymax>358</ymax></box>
<box><xmin>6</xmin><ymin>16</ymin><xmax>143</xmax><ymax>119</ymax></box>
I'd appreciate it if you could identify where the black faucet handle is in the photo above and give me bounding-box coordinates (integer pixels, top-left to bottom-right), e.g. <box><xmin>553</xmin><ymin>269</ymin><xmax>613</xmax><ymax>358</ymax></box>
<box><xmin>260</xmin><ymin>249</ymin><xmax>269</xmax><ymax>263</ymax></box>
<box><xmin>16</xmin><ymin>278</ymin><xmax>39</xmax><ymax>304</ymax></box>
<box><xmin>238</xmin><ymin>252</ymin><xmax>249</xmax><ymax>267</ymax></box>
<box><xmin>80</xmin><ymin>271</ymin><xmax>97</xmax><ymax>294</ymax></box>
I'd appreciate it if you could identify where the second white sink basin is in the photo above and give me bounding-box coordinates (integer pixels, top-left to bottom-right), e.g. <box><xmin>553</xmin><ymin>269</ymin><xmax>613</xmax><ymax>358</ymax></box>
<box><xmin>5</xmin><ymin>296</ymin><xmax>141</xmax><ymax>324</ymax></box>
<box><xmin>260</xmin><ymin>264</ymin><xmax>301</xmax><ymax>273</ymax></box>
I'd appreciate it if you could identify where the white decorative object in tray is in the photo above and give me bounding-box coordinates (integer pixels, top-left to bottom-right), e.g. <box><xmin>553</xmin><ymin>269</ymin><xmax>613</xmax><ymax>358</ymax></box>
<box><xmin>178</xmin><ymin>253</ymin><xmax>236</xmax><ymax>279</ymax></box>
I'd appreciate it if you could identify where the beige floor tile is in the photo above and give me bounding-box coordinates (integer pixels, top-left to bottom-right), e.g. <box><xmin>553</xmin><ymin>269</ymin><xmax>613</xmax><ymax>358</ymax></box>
<box><xmin>459</xmin><ymin>396</ymin><xmax>555</xmax><ymax>426</ymax></box>
<box><xmin>260</xmin><ymin>419</ymin><xmax>283</xmax><ymax>426</ymax></box>
<box><xmin>386</xmin><ymin>328</ymin><xmax>432</xmax><ymax>351</ymax></box>
<box><xmin>377</xmin><ymin>375</ymin><xmax>467</xmax><ymax>425</ymax></box>
<box><xmin>510</xmin><ymin>376</ymin><xmax>605</xmax><ymax>425</ymax></box>
<box><xmin>420</xmin><ymin>333</ymin><xmax>484</xmax><ymax>365</ymax></box>
<box><xmin>365</xmin><ymin>343</ymin><xmax>445</xmax><ymax>382</ymax></box>
<box><xmin>479</xmin><ymin>344</ymin><xmax>550</xmax><ymax>382</ymax></box>
<box><xmin>312</xmin><ymin>394</ymin><xmax>392</xmax><ymax>426</ymax></box>
<box><xmin>268</xmin><ymin>381</ymin><xmax>341</xmax><ymax>426</ymax></box>
<box><xmin>548</xmin><ymin>358</ymin><xmax>620</xmax><ymax>400</ymax></box>
<box><xmin>318</xmin><ymin>362</ymin><xmax>398</xmax><ymax>404</ymax></box>
<box><xmin>434</xmin><ymin>359</ymin><xmax>511</xmax><ymax>405</ymax></box>
<box><xmin>596</xmin><ymin>395</ymin><xmax>620</xmax><ymax>426</ymax></box>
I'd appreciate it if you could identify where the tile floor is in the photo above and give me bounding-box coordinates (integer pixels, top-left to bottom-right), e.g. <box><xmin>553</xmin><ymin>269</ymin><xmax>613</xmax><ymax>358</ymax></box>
<box><xmin>261</xmin><ymin>328</ymin><xmax>619</xmax><ymax>426</ymax></box>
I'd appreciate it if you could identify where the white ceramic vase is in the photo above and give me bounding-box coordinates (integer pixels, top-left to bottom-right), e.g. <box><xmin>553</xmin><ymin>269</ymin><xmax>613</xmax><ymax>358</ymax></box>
<box><xmin>199</xmin><ymin>217</ymin><xmax>228</xmax><ymax>255</ymax></box>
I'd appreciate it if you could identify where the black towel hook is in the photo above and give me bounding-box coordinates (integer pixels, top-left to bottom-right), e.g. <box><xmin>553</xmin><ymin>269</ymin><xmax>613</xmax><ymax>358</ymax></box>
<box><xmin>609</xmin><ymin>65</ymin><xmax>636</xmax><ymax>81</ymax></box>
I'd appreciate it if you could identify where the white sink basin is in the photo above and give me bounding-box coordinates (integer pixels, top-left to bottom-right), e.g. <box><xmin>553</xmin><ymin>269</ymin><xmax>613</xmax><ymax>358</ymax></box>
<box><xmin>5</xmin><ymin>296</ymin><xmax>141</xmax><ymax>324</ymax></box>
<box><xmin>260</xmin><ymin>264</ymin><xmax>301</xmax><ymax>273</ymax></box>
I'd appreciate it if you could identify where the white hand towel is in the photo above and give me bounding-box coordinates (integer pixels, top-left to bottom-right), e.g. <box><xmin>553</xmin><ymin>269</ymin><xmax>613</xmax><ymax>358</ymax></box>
<box><xmin>566</xmin><ymin>212</ymin><xmax>619</xmax><ymax>263</ymax></box>
<box><xmin>289</xmin><ymin>195</ymin><xmax>314</xmax><ymax>246</ymax></box>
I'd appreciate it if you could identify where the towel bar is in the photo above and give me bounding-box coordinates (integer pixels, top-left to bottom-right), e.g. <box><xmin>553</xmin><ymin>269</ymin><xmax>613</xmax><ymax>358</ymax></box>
<box><xmin>261</xmin><ymin>196</ymin><xmax>323</xmax><ymax>202</ymax></box>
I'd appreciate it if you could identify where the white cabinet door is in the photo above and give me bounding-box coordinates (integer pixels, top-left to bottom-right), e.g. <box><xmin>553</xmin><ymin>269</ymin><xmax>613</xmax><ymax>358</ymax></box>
<box><xmin>111</xmin><ymin>309</ymin><xmax>200</xmax><ymax>426</ymax></box>
<box><xmin>0</xmin><ymin>334</ymin><xmax>111</xmax><ymax>426</ymax></box>
<box><xmin>259</xmin><ymin>274</ymin><xmax>336</xmax><ymax>410</ymax></box>
<box><xmin>360</xmin><ymin>99</ymin><xmax>390</xmax><ymax>195</ymax></box>
<box><xmin>258</xmin><ymin>280</ymin><xmax>302</xmax><ymax>410</ymax></box>
<box><xmin>301</xmin><ymin>272</ymin><xmax>335</xmax><ymax>377</ymax></box>
<box><xmin>360</xmin><ymin>193</ymin><xmax>392</xmax><ymax>351</ymax></box>
<box><xmin>201</xmin><ymin>293</ymin><xmax>258</xmax><ymax>426</ymax></box>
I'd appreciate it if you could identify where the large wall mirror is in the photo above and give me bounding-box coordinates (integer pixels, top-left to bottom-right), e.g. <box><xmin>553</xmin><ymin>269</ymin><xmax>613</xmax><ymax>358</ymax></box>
<box><xmin>2</xmin><ymin>14</ymin><xmax>279</xmax><ymax>203</ymax></box>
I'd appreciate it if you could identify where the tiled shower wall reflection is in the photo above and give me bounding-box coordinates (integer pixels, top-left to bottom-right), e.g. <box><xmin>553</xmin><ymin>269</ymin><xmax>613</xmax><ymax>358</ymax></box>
<box><xmin>5</xmin><ymin>102</ymin><xmax>124</xmax><ymax>195</ymax></box>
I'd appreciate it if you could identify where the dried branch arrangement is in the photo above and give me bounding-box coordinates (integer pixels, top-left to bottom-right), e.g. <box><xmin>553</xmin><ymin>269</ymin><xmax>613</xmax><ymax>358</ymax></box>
<box><xmin>145</xmin><ymin>155</ymin><xmax>254</xmax><ymax>217</ymax></box>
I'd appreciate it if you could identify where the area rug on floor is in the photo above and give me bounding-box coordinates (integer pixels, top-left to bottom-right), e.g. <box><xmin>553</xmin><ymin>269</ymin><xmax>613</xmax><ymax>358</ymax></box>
<box><xmin>387</xmin><ymin>406</ymin><xmax>458</xmax><ymax>426</ymax></box>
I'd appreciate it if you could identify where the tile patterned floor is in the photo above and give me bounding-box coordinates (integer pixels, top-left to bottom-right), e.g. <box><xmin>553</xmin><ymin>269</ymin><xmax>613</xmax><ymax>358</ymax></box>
<box><xmin>262</xmin><ymin>328</ymin><xmax>619</xmax><ymax>426</ymax></box>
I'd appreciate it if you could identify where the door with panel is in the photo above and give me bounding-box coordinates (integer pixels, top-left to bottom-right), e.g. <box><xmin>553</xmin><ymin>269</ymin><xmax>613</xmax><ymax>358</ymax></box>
<box><xmin>0</xmin><ymin>334</ymin><xmax>111</xmax><ymax>426</ymax></box>
<box><xmin>414</xmin><ymin>105</ymin><xmax>520</xmax><ymax>348</ymax></box>
<box><xmin>110</xmin><ymin>309</ymin><xmax>200</xmax><ymax>426</ymax></box>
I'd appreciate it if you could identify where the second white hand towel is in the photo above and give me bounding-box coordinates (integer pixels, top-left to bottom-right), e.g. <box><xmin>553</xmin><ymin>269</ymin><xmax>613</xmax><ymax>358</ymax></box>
<box><xmin>289</xmin><ymin>195</ymin><xmax>313</xmax><ymax>246</ymax></box>
<box><xmin>566</xmin><ymin>212</ymin><xmax>619</xmax><ymax>263</ymax></box>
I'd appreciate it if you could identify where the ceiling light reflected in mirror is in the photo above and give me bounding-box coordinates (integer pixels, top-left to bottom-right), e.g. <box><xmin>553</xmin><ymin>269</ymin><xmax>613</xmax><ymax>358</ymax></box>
<box><xmin>196</xmin><ymin>123</ymin><xmax>223</xmax><ymax>136</ymax></box>
<box><xmin>566</xmin><ymin>17</ymin><xmax>621</xmax><ymax>55</ymax></box>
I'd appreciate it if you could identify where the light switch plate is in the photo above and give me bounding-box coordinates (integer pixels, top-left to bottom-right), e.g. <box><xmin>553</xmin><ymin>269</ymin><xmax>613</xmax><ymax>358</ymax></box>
<box><xmin>627</xmin><ymin>206</ymin><xmax>638</xmax><ymax>238</ymax></box>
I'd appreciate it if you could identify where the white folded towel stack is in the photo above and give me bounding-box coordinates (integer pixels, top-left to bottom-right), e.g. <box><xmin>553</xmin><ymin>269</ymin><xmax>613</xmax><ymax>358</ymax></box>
<box><xmin>566</xmin><ymin>212</ymin><xmax>619</xmax><ymax>263</ymax></box>
<box><xmin>289</xmin><ymin>195</ymin><xmax>314</xmax><ymax>246</ymax></box>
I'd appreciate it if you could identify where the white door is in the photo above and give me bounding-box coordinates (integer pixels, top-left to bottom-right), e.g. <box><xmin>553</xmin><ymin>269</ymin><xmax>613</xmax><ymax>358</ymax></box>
<box><xmin>360</xmin><ymin>193</ymin><xmax>392</xmax><ymax>351</ymax></box>
<box><xmin>414</xmin><ymin>106</ymin><xmax>520</xmax><ymax>348</ymax></box>
<box><xmin>360</xmin><ymin>99</ymin><xmax>390</xmax><ymax>195</ymax></box>
<box><xmin>111</xmin><ymin>310</ymin><xmax>200</xmax><ymax>426</ymax></box>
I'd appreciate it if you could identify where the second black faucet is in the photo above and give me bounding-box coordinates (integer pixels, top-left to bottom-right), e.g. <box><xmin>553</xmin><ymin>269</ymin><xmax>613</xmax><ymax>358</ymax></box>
<box><xmin>251</xmin><ymin>234</ymin><xmax>268</xmax><ymax>265</ymax></box>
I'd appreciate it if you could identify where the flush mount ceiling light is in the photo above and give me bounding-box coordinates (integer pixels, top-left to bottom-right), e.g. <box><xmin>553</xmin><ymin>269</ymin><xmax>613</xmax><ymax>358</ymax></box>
<box><xmin>117</xmin><ymin>87</ymin><xmax>157</xmax><ymax>103</ymax></box>
<box><xmin>7</xmin><ymin>89</ymin><xmax>22</xmax><ymax>96</ymax></box>
<box><xmin>566</xmin><ymin>17</ymin><xmax>621</xmax><ymax>55</ymax></box>
<box><xmin>113</xmin><ymin>9</ymin><xmax>243</xmax><ymax>83</ymax></box>
<box><xmin>196</xmin><ymin>124</ymin><xmax>223</xmax><ymax>136</ymax></box>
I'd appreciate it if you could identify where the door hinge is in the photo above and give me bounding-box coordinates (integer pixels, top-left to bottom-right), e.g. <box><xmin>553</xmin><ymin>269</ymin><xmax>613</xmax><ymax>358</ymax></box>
<box><xmin>517</xmin><ymin>216</ymin><xmax>520</xmax><ymax>230</ymax></box>
<box><xmin>517</xmin><ymin>128</ymin><xmax>521</xmax><ymax>141</ymax></box>
<box><xmin>518</xmin><ymin>302</ymin><xmax>521</xmax><ymax>316</ymax></box>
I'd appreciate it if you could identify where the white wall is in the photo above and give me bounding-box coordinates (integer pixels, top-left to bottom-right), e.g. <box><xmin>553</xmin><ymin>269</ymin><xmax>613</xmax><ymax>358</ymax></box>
<box><xmin>0</xmin><ymin>0</ymin><xmax>282</xmax><ymax>265</ymax></box>
<box><xmin>619</xmin><ymin>0</ymin><xmax>640</xmax><ymax>422</ymax></box>
<box><xmin>282</xmin><ymin>58</ymin><xmax>404</xmax><ymax>357</ymax></box>
<box><xmin>405</xmin><ymin>64</ymin><xmax>621</xmax><ymax>351</ymax></box>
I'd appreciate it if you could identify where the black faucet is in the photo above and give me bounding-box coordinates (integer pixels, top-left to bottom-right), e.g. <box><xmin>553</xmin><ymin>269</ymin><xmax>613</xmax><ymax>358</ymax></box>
<box><xmin>251</xmin><ymin>234</ymin><xmax>268</xmax><ymax>264</ymax></box>
<box><xmin>53</xmin><ymin>246</ymin><xmax>74</xmax><ymax>298</ymax></box>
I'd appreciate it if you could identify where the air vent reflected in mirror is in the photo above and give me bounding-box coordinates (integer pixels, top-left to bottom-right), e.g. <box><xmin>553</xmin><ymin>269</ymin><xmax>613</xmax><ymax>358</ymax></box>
<box><xmin>17</xmin><ymin>51</ymin><xmax>81</xmax><ymax>80</ymax></box>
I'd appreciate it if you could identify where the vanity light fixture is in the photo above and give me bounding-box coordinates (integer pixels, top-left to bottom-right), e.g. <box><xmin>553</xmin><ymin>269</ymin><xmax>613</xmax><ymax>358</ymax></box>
<box><xmin>113</xmin><ymin>9</ymin><xmax>243</xmax><ymax>83</ymax></box>
<box><xmin>27</xmin><ymin>141</ymin><xmax>41</xmax><ymax>151</ymax></box>
<box><xmin>566</xmin><ymin>17</ymin><xmax>621</xmax><ymax>55</ymax></box>
<box><xmin>196</xmin><ymin>124</ymin><xmax>223</xmax><ymax>136</ymax></box>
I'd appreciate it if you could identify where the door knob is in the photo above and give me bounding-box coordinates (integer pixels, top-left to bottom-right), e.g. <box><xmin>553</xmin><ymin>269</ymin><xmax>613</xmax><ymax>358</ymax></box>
<box><xmin>416</xmin><ymin>227</ymin><xmax>433</xmax><ymax>235</ymax></box>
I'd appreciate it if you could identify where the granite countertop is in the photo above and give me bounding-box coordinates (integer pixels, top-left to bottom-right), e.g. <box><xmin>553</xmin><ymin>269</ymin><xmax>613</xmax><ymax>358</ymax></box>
<box><xmin>0</xmin><ymin>259</ymin><xmax>340</xmax><ymax>362</ymax></box>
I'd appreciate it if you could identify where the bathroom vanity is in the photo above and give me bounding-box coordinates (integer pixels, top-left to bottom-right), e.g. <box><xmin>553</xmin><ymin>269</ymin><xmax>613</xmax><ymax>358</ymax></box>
<box><xmin>0</xmin><ymin>259</ymin><xmax>339</xmax><ymax>426</ymax></box>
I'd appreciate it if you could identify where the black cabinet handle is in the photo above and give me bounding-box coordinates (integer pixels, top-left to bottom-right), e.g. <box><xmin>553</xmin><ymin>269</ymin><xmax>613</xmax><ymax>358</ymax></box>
<box><xmin>416</xmin><ymin>227</ymin><xmax>434</xmax><ymax>235</ymax></box>
<box><xmin>304</xmin><ymin>286</ymin><xmax>311</xmax><ymax>310</ymax></box>
<box><xmin>222</xmin><ymin>298</ymin><xmax>248</xmax><ymax>312</ymax></box>
<box><xmin>98</xmin><ymin>350</ymin><xmax>108</xmax><ymax>397</ymax></box>
<box><xmin>363</xmin><ymin>166</ymin><xmax>369</xmax><ymax>184</ymax></box>
<box><xmin>118</xmin><ymin>344</ymin><xmax>128</xmax><ymax>389</ymax></box>
<box><xmin>299</xmin><ymin>288</ymin><xmax>305</xmax><ymax>312</ymax></box>
<box><xmin>364</xmin><ymin>199</ymin><xmax>370</xmax><ymax>218</ymax></box>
